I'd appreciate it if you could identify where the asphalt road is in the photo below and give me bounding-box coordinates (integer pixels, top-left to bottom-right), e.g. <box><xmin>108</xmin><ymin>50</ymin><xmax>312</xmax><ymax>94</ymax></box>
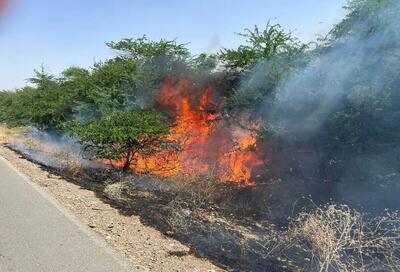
<box><xmin>0</xmin><ymin>156</ymin><xmax>134</xmax><ymax>272</ymax></box>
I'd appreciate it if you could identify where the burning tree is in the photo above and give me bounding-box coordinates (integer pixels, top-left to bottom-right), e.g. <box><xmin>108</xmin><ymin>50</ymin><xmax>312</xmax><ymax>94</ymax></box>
<box><xmin>68</xmin><ymin>109</ymin><xmax>171</xmax><ymax>172</ymax></box>
<box><xmin>127</xmin><ymin>77</ymin><xmax>265</xmax><ymax>186</ymax></box>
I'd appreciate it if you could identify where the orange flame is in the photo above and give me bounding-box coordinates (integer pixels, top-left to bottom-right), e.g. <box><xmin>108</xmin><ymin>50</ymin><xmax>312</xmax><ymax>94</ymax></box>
<box><xmin>127</xmin><ymin>77</ymin><xmax>264</xmax><ymax>186</ymax></box>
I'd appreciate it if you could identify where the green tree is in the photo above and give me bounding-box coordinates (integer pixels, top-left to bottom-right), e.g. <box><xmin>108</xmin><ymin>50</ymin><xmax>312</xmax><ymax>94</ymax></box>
<box><xmin>106</xmin><ymin>36</ymin><xmax>190</xmax><ymax>61</ymax></box>
<box><xmin>329</xmin><ymin>0</ymin><xmax>396</xmax><ymax>40</ymax></box>
<box><xmin>1</xmin><ymin>67</ymin><xmax>72</xmax><ymax>129</ymax></box>
<box><xmin>68</xmin><ymin>110</ymin><xmax>171</xmax><ymax>172</ymax></box>
<box><xmin>107</xmin><ymin>36</ymin><xmax>192</xmax><ymax>109</ymax></box>
<box><xmin>25</xmin><ymin>68</ymin><xmax>72</xmax><ymax>128</ymax></box>
<box><xmin>221</xmin><ymin>23</ymin><xmax>309</xmax><ymax>111</ymax></box>
<box><xmin>77</xmin><ymin>58</ymin><xmax>138</xmax><ymax>116</ymax></box>
<box><xmin>219</xmin><ymin>23</ymin><xmax>307</xmax><ymax>71</ymax></box>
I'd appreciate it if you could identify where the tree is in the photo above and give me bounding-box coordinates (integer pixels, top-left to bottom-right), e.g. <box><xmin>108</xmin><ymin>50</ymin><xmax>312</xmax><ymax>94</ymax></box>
<box><xmin>329</xmin><ymin>0</ymin><xmax>396</xmax><ymax>40</ymax></box>
<box><xmin>76</xmin><ymin>58</ymin><xmax>138</xmax><ymax>116</ymax></box>
<box><xmin>106</xmin><ymin>36</ymin><xmax>190</xmax><ymax>61</ymax></box>
<box><xmin>28</xmin><ymin>65</ymin><xmax>57</xmax><ymax>91</ymax></box>
<box><xmin>0</xmin><ymin>66</ymin><xmax>76</xmax><ymax>129</ymax></box>
<box><xmin>68</xmin><ymin>110</ymin><xmax>171</xmax><ymax>172</ymax></box>
<box><xmin>107</xmin><ymin>36</ymin><xmax>192</xmax><ymax>109</ymax></box>
<box><xmin>219</xmin><ymin>23</ymin><xmax>307</xmax><ymax>71</ymax></box>
<box><xmin>220</xmin><ymin>23</ymin><xmax>309</xmax><ymax>112</ymax></box>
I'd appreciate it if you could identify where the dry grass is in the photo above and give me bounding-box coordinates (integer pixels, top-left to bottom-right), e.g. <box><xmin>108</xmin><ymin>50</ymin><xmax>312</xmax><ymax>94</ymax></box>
<box><xmin>287</xmin><ymin>204</ymin><xmax>400</xmax><ymax>272</ymax></box>
<box><xmin>169</xmin><ymin>174</ymin><xmax>227</xmax><ymax>208</ymax></box>
<box><xmin>164</xmin><ymin>174</ymin><xmax>223</xmax><ymax>235</ymax></box>
<box><xmin>0</xmin><ymin>125</ymin><xmax>27</xmax><ymax>144</ymax></box>
<box><xmin>51</xmin><ymin>149</ymin><xmax>85</xmax><ymax>177</ymax></box>
<box><xmin>23</xmin><ymin>137</ymin><xmax>42</xmax><ymax>151</ymax></box>
<box><xmin>104</xmin><ymin>180</ymin><xmax>130</xmax><ymax>200</ymax></box>
<box><xmin>0</xmin><ymin>126</ymin><xmax>11</xmax><ymax>144</ymax></box>
<box><xmin>0</xmin><ymin>124</ymin><xmax>85</xmax><ymax>178</ymax></box>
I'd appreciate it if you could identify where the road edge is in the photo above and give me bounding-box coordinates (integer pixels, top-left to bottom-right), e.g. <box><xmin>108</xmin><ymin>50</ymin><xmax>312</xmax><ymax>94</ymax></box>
<box><xmin>0</xmin><ymin>155</ymin><xmax>136</xmax><ymax>271</ymax></box>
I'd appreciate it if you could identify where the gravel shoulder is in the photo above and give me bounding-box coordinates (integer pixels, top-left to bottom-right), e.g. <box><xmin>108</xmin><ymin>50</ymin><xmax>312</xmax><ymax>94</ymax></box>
<box><xmin>0</xmin><ymin>145</ymin><xmax>223</xmax><ymax>272</ymax></box>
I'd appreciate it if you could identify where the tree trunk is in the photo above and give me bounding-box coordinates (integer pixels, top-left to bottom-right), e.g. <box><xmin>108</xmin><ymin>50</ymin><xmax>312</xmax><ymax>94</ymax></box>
<box><xmin>122</xmin><ymin>152</ymin><xmax>132</xmax><ymax>173</ymax></box>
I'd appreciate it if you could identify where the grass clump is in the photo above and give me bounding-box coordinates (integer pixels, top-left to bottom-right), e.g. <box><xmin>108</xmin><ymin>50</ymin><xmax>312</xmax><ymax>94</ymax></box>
<box><xmin>287</xmin><ymin>204</ymin><xmax>400</xmax><ymax>272</ymax></box>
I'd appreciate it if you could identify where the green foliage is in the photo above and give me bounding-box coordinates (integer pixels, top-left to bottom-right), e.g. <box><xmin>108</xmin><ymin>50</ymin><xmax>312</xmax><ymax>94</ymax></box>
<box><xmin>2</xmin><ymin>68</ymin><xmax>73</xmax><ymax>129</ymax></box>
<box><xmin>219</xmin><ymin>23</ymin><xmax>307</xmax><ymax>71</ymax></box>
<box><xmin>68</xmin><ymin>110</ymin><xmax>171</xmax><ymax>171</ymax></box>
<box><xmin>258</xmin><ymin>122</ymin><xmax>295</xmax><ymax>147</ymax></box>
<box><xmin>28</xmin><ymin>65</ymin><xmax>57</xmax><ymax>90</ymax></box>
<box><xmin>221</xmin><ymin>23</ymin><xmax>310</xmax><ymax>111</ymax></box>
<box><xmin>190</xmin><ymin>53</ymin><xmax>218</xmax><ymax>76</ymax></box>
<box><xmin>333</xmin><ymin>85</ymin><xmax>391</xmax><ymax>150</ymax></box>
<box><xmin>108</xmin><ymin>36</ymin><xmax>193</xmax><ymax>109</ymax></box>
<box><xmin>76</xmin><ymin>58</ymin><xmax>138</xmax><ymax>115</ymax></box>
<box><xmin>329</xmin><ymin>0</ymin><xmax>396</xmax><ymax>40</ymax></box>
<box><xmin>323</xmin><ymin>84</ymin><xmax>400</xmax><ymax>185</ymax></box>
<box><xmin>314</xmin><ymin>0</ymin><xmax>400</xmax><ymax>187</ymax></box>
<box><xmin>106</xmin><ymin>36</ymin><xmax>190</xmax><ymax>61</ymax></box>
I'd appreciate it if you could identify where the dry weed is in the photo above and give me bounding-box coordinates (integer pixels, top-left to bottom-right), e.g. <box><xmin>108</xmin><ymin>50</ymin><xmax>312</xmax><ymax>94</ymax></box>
<box><xmin>51</xmin><ymin>150</ymin><xmax>84</xmax><ymax>177</ymax></box>
<box><xmin>0</xmin><ymin>125</ymin><xmax>27</xmax><ymax>144</ymax></box>
<box><xmin>288</xmin><ymin>204</ymin><xmax>400</xmax><ymax>272</ymax></box>
<box><xmin>23</xmin><ymin>137</ymin><xmax>41</xmax><ymax>151</ymax></box>
<box><xmin>169</xmin><ymin>173</ymin><xmax>227</xmax><ymax>209</ymax></box>
<box><xmin>104</xmin><ymin>180</ymin><xmax>130</xmax><ymax>201</ymax></box>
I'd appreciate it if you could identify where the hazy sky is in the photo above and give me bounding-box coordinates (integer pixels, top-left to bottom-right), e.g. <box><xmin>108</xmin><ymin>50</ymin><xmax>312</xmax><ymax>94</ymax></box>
<box><xmin>0</xmin><ymin>0</ymin><xmax>346</xmax><ymax>90</ymax></box>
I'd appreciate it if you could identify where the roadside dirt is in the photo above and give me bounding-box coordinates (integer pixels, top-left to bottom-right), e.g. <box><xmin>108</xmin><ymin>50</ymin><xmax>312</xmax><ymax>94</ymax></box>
<box><xmin>0</xmin><ymin>145</ymin><xmax>224</xmax><ymax>272</ymax></box>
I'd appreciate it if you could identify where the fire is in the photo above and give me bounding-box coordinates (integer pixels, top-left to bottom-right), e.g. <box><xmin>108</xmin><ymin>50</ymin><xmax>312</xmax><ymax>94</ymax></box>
<box><xmin>128</xmin><ymin>77</ymin><xmax>264</xmax><ymax>186</ymax></box>
<box><xmin>219</xmin><ymin>132</ymin><xmax>264</xmax><ymax>184</ymax></box>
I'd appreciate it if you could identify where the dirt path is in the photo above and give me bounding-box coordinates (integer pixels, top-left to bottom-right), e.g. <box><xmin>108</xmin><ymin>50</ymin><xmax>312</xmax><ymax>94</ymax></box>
<box><xmin>0</xmin><ymin>145</ymin><xmax>223</xmax><ymax>272</ymax></box>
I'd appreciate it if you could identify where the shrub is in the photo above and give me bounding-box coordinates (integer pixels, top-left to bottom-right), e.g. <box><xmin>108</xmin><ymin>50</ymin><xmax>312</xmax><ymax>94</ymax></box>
<box><xmin>68</xmin><ymin>109</ymin><xmax>171</xmax><ymax>172</ymax></box>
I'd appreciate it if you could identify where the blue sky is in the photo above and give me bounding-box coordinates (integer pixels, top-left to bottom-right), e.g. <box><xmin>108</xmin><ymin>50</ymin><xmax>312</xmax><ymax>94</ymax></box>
<box><xmin>0</xmin><ymin>0</ymin><xmax>345</xmax><ymax>90</ymax></box>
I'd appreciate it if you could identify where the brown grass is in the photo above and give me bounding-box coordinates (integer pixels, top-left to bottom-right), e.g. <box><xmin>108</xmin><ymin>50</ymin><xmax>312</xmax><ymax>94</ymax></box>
<box><xmin>51</xmin><ymin>149</ymin><xmax>85</xmax><ymax>177</ymax></box>
<box><xmin>23</xmin><ymin>137</ymin><xmax>42</xmax><ymax>151</ymax></box>
<box><xmin>0</xmin><ymin>125</ymin><xmax>27</xmax><ymax>144</ymax></box>
<box><xmin>287</xmin><ymin>204</ymin><xmax>400</xmax><ymax>272</ymax></box>
<box><xmin>168</xmin><ymin>173</ymin><xmax>228</xmax><ymax>208</ymax></box>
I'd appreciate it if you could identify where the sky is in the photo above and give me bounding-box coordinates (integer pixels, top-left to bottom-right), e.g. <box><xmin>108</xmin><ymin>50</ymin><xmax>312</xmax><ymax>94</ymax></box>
<box><xmin>0</xmin><ymin>0</ymin><xmax>346</xmax><ymax>90</ymax></box>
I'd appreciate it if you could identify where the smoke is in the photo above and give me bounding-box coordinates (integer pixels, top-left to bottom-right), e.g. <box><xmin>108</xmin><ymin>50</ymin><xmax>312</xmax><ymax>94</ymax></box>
<box><xmin>237</xmin><ymin>0</ymin><xmax>400</xmax><ymax>212</ymax></box>
<box><xmin>7</xmin><ymin>127</ymin><xmax>103</xmax><ymax>171</ymax></box>
<box><xmin>205</xmin><ymin>34</ymin><xmax>222</xmax><ymax>53</ymax></box>
<box><xmin>270</xmin><ymin>10</ymin><xmax>400</xmax><ymax>137</ymax></box>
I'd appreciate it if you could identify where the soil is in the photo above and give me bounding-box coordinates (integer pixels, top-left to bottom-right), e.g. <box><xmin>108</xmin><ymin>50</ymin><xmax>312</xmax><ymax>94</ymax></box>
<box><xmin>0</xmin><ymin>145</ymin><xmax>224</xmax><ymax>272</ymax></box>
